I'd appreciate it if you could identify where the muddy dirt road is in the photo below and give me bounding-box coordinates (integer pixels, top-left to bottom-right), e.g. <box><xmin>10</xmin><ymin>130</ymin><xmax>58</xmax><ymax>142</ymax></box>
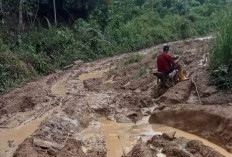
<box><xmin>1</xmin><ymin>36</ymin><xmax>232</xmax><ymax>157</ymax></box>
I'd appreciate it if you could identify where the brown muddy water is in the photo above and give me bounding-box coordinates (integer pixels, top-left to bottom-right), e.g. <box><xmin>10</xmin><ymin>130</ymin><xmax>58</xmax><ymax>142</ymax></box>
<box><xmin>78</xmin><ymin>70</ymin><xmax>106</xmax><ymax>81</ymax></box>
<box><xmin>99</xmin><ymin>117</ymin><xmax>161</xmax><ymax>157</ymax></box>
<box><xmin>97</xmin><ymin>117</ymin><xmax>232</xmax><ymax>157</ymax></box>
<box><xmin>0</xmin><ymin>106</ymin><xmax>61</xmax><ymax>157</ymax></box>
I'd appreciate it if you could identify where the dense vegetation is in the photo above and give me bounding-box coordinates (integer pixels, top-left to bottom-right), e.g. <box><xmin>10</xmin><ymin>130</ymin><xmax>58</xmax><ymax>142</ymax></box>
<box><xmin>209</xmin><ymin>12</ymin><xmax>232</xmax><ymax>89</ymax></box>
<box><xmin>0</xmin><ymin>0</ymin><xmax>231</xmax><ymax>93</ymax></box>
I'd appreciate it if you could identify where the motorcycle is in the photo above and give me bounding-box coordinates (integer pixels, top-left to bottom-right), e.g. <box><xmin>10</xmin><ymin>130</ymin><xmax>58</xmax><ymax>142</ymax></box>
<box><xmin>151</xmin><ymin>56</ymin><xmax>182</xmax><ymax>98</ymax></box>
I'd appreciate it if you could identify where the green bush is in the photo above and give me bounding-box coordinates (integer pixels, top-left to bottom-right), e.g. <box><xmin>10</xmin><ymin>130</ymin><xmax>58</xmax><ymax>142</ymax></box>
<box><xmin>209</xmin><ymin>12</ymin><xmax>232</xmax><ymax>89</ymax></box>
<box><xmin>17</xmin><ymin>23</ymin><xmax>115</xmax><ymax>76</ymax></box>
<box><xmin>73</xmin><ymin>19</ymin><xmax>115</xmax><ymax>60</ymax></box>
<box><xmin>0</xmin><ymin>48</ymin><xmax>31</xmax><ymax>92</ymax></box>
<box><xmin>18</xmin><ymin>51</ymin><xmax>53</xmax><ymax>74</ymax></box>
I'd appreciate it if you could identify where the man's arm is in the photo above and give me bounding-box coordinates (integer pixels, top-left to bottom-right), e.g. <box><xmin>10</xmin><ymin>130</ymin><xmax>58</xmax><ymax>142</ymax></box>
<box><xmin>164</xmin><ymin>53</ymin><xmax>175</xmax><ymax>65</ymax></box>
<box><xmin>174</xmin><ymin>56</ymin><xmax>182</xmax><ymax>64</ymax></box>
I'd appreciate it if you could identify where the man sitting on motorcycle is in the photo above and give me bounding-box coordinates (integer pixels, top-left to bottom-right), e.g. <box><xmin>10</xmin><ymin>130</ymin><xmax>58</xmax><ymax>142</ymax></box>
<box><xmin>157</xmin><ymin>45</ymin><xmax>188</xmax><ymax>83</ymax></box>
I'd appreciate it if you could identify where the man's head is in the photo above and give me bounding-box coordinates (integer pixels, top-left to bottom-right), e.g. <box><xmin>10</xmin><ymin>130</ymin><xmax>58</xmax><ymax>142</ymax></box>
<box><xmin>163</xmin><ymin>45</ymin><xmax>169</xmax><ymax>53</ymax></box>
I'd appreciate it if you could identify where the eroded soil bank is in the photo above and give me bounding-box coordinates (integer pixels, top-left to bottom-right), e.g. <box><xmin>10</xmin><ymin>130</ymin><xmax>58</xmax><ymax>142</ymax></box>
<box><xmin>1</xmin><ymin>36</ymin><xmax>232</xmax><ymax>157</ymax></box>
<box><xmin>149</xmin><ymin>105</ymin><xmax>232</xmax><ymax>153</ymax></box>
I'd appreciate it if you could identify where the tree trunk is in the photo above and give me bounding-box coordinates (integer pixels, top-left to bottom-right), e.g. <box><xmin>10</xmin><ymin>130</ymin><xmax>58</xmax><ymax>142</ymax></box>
<box><xmin>53</xmin><ymin>0</ymin><xmax>57</xmax><ymax>25</ymax></box>
<box><xmin>32</xmin><ymin>0</ymin><xmax>39</xmax><ymax>27</ymax></box>
<box><xmin>19</xmin><ymin>0</ymin><xmax>24</xmax><ymax>31</ymax></box>
<box><xmin>185</xmin><ymin>0</ymin><xmax>188</xmax><ymax>13</ymax></box>
<box><xmin>228</xmin><ymin>59</ymin><xmax>232</xmax><ymax>75</ymax></box>
<box><xmin>151</xmin><ymin>0</ymin><xmax>153</xmax><ymax>11</ymax></box>
<box><xmin>0</xmin><ymin>0</ymin><xmax>3</xmax><ymax>11</ymax></box>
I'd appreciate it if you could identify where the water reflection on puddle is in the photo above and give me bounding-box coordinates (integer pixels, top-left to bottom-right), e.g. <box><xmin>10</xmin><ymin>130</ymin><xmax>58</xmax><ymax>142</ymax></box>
<box><xmin>99</xmin><ymin>117</ymin><xmax>160</xmax><ymax>157</ymax></box>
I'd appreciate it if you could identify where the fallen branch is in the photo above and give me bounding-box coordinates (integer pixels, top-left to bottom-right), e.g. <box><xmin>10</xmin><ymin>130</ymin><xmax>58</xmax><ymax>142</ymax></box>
<box><xmin>191</xmin><ymin>75</ymin><xmax>202</xmax><ymax>105</ymax></box>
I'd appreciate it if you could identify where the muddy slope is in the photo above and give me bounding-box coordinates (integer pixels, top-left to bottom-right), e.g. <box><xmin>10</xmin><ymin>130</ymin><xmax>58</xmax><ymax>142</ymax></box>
<box><xmin>149</xmin><ymin>104</ymin><xmax>232</xmax><ymax>152</ymax></box>
<box><xmin>148</xmin><ymin>135</ymin><xmax>225</xmax><ymax>157</ymax></box>
<box><xmin>127</xmin><ymin>134</ymin><xmax>226</xmax><ymax>157</ymax></box>
<box><xmin>1</xmin><ymin>36</ymin><xmax>232</xmax><ymax>157</ymax></box>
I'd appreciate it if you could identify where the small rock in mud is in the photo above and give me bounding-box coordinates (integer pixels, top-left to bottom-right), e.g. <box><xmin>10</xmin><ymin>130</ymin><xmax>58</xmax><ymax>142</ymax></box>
<box><xmin>155</xmin><ymin>105</ymin><xmax>167</xmax><ymax>111</ymax></box>
<box><xmin>127</xmin><ymin>113</ymin><xmax>141</xmax><ymax>123</ymax></box>
<box><xmin>33</xmin><ymin>138</ymin><xmax>64</xmax><ymax>150</ymax></box>
<box><xmin>55</xmin><ymin>70</ymin><xmax>63</xmax><ymax>73</ymax></box>
<box><xmin>162</xmin><ymin>131</ymin><xmax>176</xmax><ymax>140</ymax></box>
<box><xmin>142</xmin><ymin>109</ymin><xmax>152</xmax><ymax>116</ymax></box>
<box><xmin>8</xmin><ymin>140</ymin><xmax>15</xmax><ymax>148</ymax></box>
<box><xmin>74</xmin><ymin>60</ymin><xmax>84</xmax><ymax>65</ymax></box>
<box><xmin>63</xmin><ymin>64</ymin><xmax>74</xmax><ymax>70</ymax></box>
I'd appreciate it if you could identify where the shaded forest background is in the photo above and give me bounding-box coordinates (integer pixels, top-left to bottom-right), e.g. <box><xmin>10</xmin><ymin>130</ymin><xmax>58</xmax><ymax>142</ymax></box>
<box><xmin>0</xmin><ymin>0</ymin><xmax>231</xmax><ymax>92</ymax></box>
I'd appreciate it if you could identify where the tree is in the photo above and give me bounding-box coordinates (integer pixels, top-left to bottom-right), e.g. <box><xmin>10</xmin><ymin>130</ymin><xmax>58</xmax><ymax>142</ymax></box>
<box><xmin>53</xmin><ymin>0</ymin><xmax>57</xmax><ymax>25</ymax></box>
<box><xmin>0</xmin><ymin>0</ymin><xmax>3</xmax><ymax>11</ymax></box>
<box><xmin>19</xmin><ymin>0</ymin><xmax>24</xmax><ymax>31</ymax></box>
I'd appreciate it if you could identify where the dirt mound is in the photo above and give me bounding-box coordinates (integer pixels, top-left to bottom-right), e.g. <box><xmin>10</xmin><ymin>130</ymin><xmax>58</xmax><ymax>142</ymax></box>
<box><xmin>14</xmin><ymin>138</ymin><xmax>105</xmax><ymax>157</ymax></box>
<box><xmin>127</xmin><ymin>133</ymin><xmax>226</xmax><ymax>157</ymax></box>
<box><xmin>13</xmin><ymin>138</ymin><xmax>52</xmax><ymax>157</ymax></box>
<box><xmin>149</xmin><ymin>104</ymin><xmax>232</xmax><ymax>152</ymax></box>
<box><xmin>0</xmin><ymin>74</ymin><xmax>61</xmax><ymax>118</ymax></box>
<box><xmin>146</xmin><ymin>135</ymin><xmax>225</xmax><ymax>157</ymax></box>
<box><xmin>56</xmin><ymin>139</ymin><xmax>105</xmax><ymax>157</ymax></box>
<box><xmin>156</xmin><ymin>80</ymin><xmax>192</xmax><ymax>104</ymax></box>
<box><xmin>127</xmin><ymin>141</ymin><xmax>157</xmax><ymax>157</ymax></box>
<box><xmin>195</xmin><ymin>68</ymin><xmax>232</xmax><ymax>105</ymax></box>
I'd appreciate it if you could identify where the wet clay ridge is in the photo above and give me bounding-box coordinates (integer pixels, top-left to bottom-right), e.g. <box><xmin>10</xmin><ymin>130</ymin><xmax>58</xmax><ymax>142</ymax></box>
<box><xmin>149</xmin><ymin>105</ymin><xmax>232</xmax><ymax>154</ymax></box>
<box><xmin>0</xmin><ymin>36</ymin><xmax>232</xmax><ymax>157</ymax></box>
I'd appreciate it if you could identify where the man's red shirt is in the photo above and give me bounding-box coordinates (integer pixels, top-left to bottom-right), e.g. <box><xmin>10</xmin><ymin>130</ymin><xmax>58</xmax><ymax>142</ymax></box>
<box><xmin>157</xmin><ymin>52</ymin><xmax>175</xmax><ymax>73</ymax></box>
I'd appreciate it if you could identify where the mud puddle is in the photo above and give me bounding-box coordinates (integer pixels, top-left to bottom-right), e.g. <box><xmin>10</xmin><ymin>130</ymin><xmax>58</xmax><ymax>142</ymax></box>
<box><xmin>78</xmin><ymin>69</ymin><xmax>108</xmax><ymax>81</ymax></box>
<box><xmin>92</xmin><ymin>117</ymin><xmax>232</xmax><ymax>157</ymax></box>
<box><xmin>152</xmin><ymin>124</ymin><xmax>232</xmax><ymax>157</ymax></box>
<box><xmin>0</xmin><ymin>106</ymin><xmax>61</xmax><ymax>157</ymax></box>
<box><xmin>99</xmin><ymin>117</ymin><xmax>160</xmax><ymax>157</ymax></box>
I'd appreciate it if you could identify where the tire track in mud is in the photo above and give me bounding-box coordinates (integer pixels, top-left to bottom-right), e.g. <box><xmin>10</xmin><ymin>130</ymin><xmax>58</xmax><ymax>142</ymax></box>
<box><xmin>0</xmin><ymin>74</ymin><xmax>68</xmax><ymax>157</ymax></box>
<box><xmin>0</xmin><ymin>101</ymin><xmax>63</xmax><ymax>157</ymax></box>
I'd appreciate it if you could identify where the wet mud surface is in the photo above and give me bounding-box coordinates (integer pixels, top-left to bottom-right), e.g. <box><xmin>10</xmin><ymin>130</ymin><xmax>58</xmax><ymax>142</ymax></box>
<box><xmin>1</xmin><ymin>36</ymin><xmax>232</xmax><ymax>157</ymax></box>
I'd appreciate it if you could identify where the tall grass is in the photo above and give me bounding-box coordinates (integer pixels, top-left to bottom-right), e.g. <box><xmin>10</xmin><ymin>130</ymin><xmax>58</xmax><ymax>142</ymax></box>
<box><xmin>209</xmin><ymin>12</ymin><xmax>232</xmax><ymax>89</ymax></box>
